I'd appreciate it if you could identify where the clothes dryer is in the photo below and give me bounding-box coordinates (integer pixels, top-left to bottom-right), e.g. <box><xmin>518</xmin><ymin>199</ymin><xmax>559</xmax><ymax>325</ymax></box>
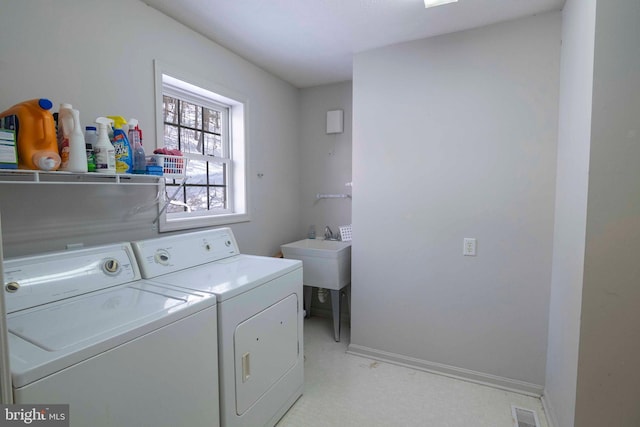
<box><xmin>132</xmin><ymin>228</ymin><xmax>303</xmax><ymax>427</ymax></box>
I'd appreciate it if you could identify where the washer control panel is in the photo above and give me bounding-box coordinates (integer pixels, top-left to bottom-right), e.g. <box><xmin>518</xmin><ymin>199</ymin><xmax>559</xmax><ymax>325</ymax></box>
<box><xmin>4</xmin><ymin>244</ymin><xmax>139</xmax><ymax>313</ymax></box>
<box><xmin>132</xmin><ymin>227</ymin><xmax>240</xmax><ymax>279</ymax></box>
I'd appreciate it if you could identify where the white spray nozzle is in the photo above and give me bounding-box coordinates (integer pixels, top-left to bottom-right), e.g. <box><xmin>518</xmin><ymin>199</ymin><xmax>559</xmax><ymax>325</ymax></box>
<box><xmin>128</xmin><ymin>118</ymin><xmax>139</xmax><ymax>128</ymax></box>
<box><xmin>95</xmin><ymin>117</ymin><xmax>114</xmax><ymax>129</ymax></box>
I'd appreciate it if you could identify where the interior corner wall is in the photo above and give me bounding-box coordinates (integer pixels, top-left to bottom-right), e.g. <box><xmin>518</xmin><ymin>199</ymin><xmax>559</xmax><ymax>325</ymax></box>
<box><xmin>298</xmin><ymin>82</ymin><xmax>353</xmax><ymax>239</ymax></box>
<box><xmin>543</xmin><ymin>1</ymin><xmax>596</xmax><ymax>426</ymax></box>
<box><xmin>350</xmin><ymin>12</ymin><xmax>561</xmax><ymax>388</ymax></box>
<box><xmin>0</xmin><ymin>0</ymin><xmax>301</xmax><ymax>258</ymax></box>
<box><xmin>297</xmin><ymin>81</ymin><xmax>353</xmax><ymax>318</ymax></box>
<box><xmin>574</xmin><ymin>0</ymin><xmax>640</xmax><ymax>425</ymax></box>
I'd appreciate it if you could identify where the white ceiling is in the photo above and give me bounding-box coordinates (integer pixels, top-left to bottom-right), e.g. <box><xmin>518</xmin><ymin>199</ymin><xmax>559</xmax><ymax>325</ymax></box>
<box><xmin>143</xmin><ymin>0</ymin><xmax>565</xmax><ymax>88</ymax></box>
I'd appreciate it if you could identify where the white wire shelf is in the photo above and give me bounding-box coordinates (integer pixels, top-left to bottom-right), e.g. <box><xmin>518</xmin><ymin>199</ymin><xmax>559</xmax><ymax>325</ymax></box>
<box><xmin>0</xmin><ymin>169</ymin><xmax>162</xmax><ymax>185</ymax></box>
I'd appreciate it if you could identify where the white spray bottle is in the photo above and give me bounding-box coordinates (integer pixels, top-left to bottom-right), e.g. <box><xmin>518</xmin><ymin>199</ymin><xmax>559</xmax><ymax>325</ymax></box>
<box><xmin>60</xmin><ymin>109</ymin><xmax>89</xmax><ymax>172</ymax></box>
<box><xmin>128</xmin><ymin>118</ymin><xmax>146</xmax><ymax>174</ymax></box>
<box><xmin>57</xmin><ymin>103</ymin><xmax>73</xmax><ymax>168</ymax></box>
<box><xmin>94</xmin><ymin>117</ymin><xmax>116</xmax><ymax>173</ymax></box>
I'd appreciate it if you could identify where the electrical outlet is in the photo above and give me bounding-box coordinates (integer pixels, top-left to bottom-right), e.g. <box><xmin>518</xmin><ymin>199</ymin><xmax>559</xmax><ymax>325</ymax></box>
<box><xmin>463</xmin><ymin>238</ymin><xmax>476</xmax><ymax>256</ymax></box>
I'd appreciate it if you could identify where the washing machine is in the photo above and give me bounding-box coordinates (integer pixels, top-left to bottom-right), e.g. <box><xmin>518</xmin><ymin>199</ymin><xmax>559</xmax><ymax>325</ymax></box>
<box><xmin>132</xmin><ymin>228</ymin><xmax>303</xmax><ymax>427</ymax></box>
<box><xmin>3</xmin><ymin>243</ymin><xmax>219</xmax><ymax>427</ymax></box>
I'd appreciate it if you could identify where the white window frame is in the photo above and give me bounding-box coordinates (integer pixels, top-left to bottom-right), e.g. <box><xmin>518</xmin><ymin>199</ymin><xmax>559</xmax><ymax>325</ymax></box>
<box><xmin>154</xmin><ymin>60</ymin><xmax>249</xmax><ymax>232</ymax></box>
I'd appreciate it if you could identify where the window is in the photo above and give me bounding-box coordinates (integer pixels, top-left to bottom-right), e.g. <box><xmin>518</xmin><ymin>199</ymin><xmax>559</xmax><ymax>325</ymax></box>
<box><xmin>154</xmin><ymin>61</ymin><xmax>248</xmax><ymax>231</ymax></box>
<box><xmin>162</xmin><ymin>93</ymin><xmax>229</xmax><ymax>214</ymax></box>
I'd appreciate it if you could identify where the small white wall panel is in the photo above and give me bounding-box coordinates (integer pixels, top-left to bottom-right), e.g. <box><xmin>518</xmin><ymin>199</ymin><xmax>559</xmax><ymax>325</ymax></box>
<box><xmin>326</xmin><ymin>110</ymin><xmax>344</xmax><ymax>134</ymax></box>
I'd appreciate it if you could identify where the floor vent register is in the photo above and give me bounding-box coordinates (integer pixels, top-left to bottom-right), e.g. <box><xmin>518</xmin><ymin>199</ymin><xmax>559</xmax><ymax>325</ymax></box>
<box><xmin>511</xmin><ymin>405</ymin><xmax>541</xmax><ymax>427</ymax></box>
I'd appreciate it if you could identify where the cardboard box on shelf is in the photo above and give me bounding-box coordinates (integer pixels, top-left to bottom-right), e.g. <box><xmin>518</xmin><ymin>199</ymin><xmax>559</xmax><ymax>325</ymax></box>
<box><xmin>0</xmin><ymin>129</ymin><xmax>18</xmax><ymax>169</ymax></box>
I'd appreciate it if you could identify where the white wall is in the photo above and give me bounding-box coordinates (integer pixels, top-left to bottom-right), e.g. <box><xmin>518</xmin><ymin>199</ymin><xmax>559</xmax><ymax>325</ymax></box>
<box><xmin>543</xmin><ymin>1</ymin><xmax>595</xmax><ymax>425</ymax></box>
<box><xmin>297</xmin><ymin>81</ymin><xmax>352</xmax><ymax>318</ymax></box>
<box><xmin>575</xmin><ymin>0</ymin><xmax>640</xmax><ymax>425</ymax></box>
<box><xmin>350</xmin><ymin>12</ymin><xmax>560</xmax><ymax>390</ymax></box>
<box><xmin>0</xmin><ymin>0</ymin><xmax>301</xmax><ymax>257</ymax></box>
<box><xmin>298</xmin><ymin>82</ymin><xmax>352</xmax><ymax>239</ymax></box>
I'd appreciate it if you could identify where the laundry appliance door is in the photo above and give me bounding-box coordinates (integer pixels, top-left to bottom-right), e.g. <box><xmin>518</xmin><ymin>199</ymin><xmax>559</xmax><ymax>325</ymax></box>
<box><xmin>235</xmin><ymin>293</ymin><xmax>299</xmax><ymax>415</ymax></box>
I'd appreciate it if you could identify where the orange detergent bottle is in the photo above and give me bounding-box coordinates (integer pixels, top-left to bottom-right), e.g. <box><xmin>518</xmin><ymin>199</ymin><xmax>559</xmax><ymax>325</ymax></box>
<box><xmin>0</xmin><ymin>98</ymin><xmax>61</xmax><ymax>170</ymax></box>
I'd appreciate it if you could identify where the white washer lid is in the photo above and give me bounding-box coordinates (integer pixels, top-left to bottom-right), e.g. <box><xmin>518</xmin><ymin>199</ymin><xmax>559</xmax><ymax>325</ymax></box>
<box><xmin>8</xmin><ymin>281</ymin><xmax>215</xmax><ymax>388</ymax></box>
<box><xmin>147</xmin><ymin>254</ymin><xmax>302</xmax><ymax>302</ymax></box>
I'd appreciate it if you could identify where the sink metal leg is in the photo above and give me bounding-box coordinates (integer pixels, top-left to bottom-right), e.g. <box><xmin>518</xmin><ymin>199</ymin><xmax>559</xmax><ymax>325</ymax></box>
<box><xmin>303</xmin><ymin>286</ymin><xmax>312</xmax><ymax>318</ymax></box>
<box><xmin>342</xmin><ymin>285</ymin><xmax>351</xmax><ymax>318</ymax></box>
<box><xmin>330</xmin><ymin>289</ymin><xmax>341</xmax><ymax>342</ymax></box>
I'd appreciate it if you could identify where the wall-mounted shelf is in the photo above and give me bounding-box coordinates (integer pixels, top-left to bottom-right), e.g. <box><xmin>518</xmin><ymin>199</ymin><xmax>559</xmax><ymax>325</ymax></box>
<box><xmin>0</xmin><ymin>168</ymin><xmax>187</xmax><ymax>226</ymax></box>
<box><xmin>0</xmin><ymin>169</ymin><xmax>161</xmax><ymax>185</ymax></box>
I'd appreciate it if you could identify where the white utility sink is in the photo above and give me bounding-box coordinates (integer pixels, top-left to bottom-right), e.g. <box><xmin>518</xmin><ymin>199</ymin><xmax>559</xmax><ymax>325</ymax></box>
<box><xmin>280</xmin><ymin>239</ymin><xmax>351</xmax><ymax>290</ymax></box>
<box><xmin>281</xmin><ymin>238</ymin><xmax>352</xmax><ymax>342</ymax></box>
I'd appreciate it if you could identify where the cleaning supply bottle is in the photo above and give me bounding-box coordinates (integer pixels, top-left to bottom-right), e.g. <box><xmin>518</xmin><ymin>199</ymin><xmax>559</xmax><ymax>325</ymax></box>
<box><xmin>85</xmin><ymin>144</ymin><xmax>96</xmax><ymax>172</ymax></box>
<box><xmin>128</xmin><ymin>118</ymin><xmax>146</xmax><ymax>174</ymax></box>
<box><xmin>94</xmin><ymin>117</ymin><xmax>116</xmax><ymax>174</ymax></box>
<box><xmin>107</xmin><ymin>115</ymin><xmax>133</xmax><ymax>173</ymax></box>
<box><xmin>57</xmin><ymin>104</ymin><xmax>73</xmax><ymax>167</ymax></box>
<box><xmin>59</xmin><ymin>109</ymin><xmax>88</xmax><ymax>172</ymax></box>
<box><xmin>0</xmin><ymin>98</ymin><xmax>61</xmax><ymax>170</ymax></box>
<box><xmin>84</xmin><ymin>126</ymin><xmax>98</xmax><ymax>172</ymax></box>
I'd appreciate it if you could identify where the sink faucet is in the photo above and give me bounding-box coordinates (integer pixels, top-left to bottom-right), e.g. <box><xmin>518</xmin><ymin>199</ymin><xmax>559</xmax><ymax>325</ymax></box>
<box><xmin>324</xmin><ymin>226</ymin><xmax>334</xmax><ymax>240</ymax></box>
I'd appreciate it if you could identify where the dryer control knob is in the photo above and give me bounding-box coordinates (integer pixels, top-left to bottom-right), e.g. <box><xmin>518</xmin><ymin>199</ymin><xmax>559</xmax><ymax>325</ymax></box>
<box><xmin>5</xmin><ymin>282</ymin><xmax>20</xmax><ymax>293</ymax></box>
<box><xmin>103</xmin><ymin>259</ymin><xmax>120</xmax><ymax>275</ymax></box>
<box><xmin>155</xmin><ymin>250</ymin><xmax>170</xmax><ymax>265</ymax></box>
<box><xmin>225</xmin><ymin>240</ymin><xmax>232</xmax><ymax>247</ymax></box>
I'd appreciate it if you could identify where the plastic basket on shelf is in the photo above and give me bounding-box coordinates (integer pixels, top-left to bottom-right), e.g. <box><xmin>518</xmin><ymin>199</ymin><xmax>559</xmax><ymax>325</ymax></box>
<box><xmin>145</xmin><ymin>154</ymin><xmax>187</xmax><ymax>179</ymax></box>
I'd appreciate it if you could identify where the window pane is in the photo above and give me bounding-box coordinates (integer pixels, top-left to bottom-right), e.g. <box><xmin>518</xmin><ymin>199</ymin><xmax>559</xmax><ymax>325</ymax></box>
<box><xmin>203</xmin><ymin>108</ymin><xmax>221</xmax><ymax>133</ymax></box>
<box><xmin>164</xmin><ymin>124</ymin><xmax>179</xmax><ymax>150</ymax></box>
<box><xmin>163</xmin><ymin>96</ymin><xmax>178</xmax><ymax>124</ymax></box>
<box><xmin>165</xmin><ymin>184</ymin><xmax>187</xmax><ymax>214</ymax></box>
<box><xmin>186</xmin><ymin>159</ymin><xmax>208</xmax><ymax>184</ymax></box>
<box><xmin>204</xmin><ymin>133</ymin><xmax>222</xmax><ymax>157</ymax></box>
<box><xmin>209</xmin><ymin>186</ymin><xmax>226</xmax><ymax>210</ymax></box>
<box><xmin>185</xmin><ymin>186</ymin><xmax>209</xmax><ymax>212</ymax></box>
<box><xmin>208</xmin><ymin>162</ymin><xmax>225</xmax><ymax>186</ymax></box>
<box><xmin>179</xmin><ymin>127</ymin><xmax>202</xmax><ymax>154</ymax></box>
<box><xmin>166</xmin><ymin>197</ymin><xmax>187</xmax><ymax>214</ymax></box>
<box><xmin>180</xmin><ymin>101</ymin><xmax>202</xmax><ymax>129</ymax></box>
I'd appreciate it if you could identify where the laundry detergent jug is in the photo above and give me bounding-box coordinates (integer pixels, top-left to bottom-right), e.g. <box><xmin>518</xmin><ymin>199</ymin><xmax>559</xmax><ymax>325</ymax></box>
<box><xmin>0</xmin><ymin>98</ymin><xmax>61</xmax><ymax>170</ymax></box>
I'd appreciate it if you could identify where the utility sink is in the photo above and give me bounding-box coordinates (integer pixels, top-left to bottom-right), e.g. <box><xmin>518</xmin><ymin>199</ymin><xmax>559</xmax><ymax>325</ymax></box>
<box><xmin>280</xmin><ymin>239</ymin><xmax>351</xmax><ymax>290</ymax></box>
<box><xmin>281</xmin><ymin>238</ymin><xmax>352</xmax><ymax>342</ymax></box>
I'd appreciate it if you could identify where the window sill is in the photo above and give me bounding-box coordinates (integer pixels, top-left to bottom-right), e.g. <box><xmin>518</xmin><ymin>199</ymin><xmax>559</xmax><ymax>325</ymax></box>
<box><xmin>158</xmin><ymin>212</ymin><xmax>250</xmax><ymax>233</ymax></box>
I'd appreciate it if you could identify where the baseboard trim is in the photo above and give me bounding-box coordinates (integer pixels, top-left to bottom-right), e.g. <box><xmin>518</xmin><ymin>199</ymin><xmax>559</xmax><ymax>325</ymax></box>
<box><xmin>540</xmin><ymin>393</ymin><xmax>558</xmax><ymax>427</ymax></box>
<box><xmin>346</xmin><ymin>343</ymin><xmax>544</xmax><ymax>397</ymax></box>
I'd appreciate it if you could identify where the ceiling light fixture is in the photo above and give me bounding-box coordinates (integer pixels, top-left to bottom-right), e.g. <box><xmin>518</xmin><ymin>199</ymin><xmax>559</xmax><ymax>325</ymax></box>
<box><xmin>424</xmin><ymin>0</ymin><xmax>458</xmax><ymax>8</ymax></box>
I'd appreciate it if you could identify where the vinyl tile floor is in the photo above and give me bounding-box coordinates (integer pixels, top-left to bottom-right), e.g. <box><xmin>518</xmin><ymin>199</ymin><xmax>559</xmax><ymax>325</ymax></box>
<box><xmin>277</xmin><ymin>316</ymin><xmax>549</xmax><ymax>427</ymax></box>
